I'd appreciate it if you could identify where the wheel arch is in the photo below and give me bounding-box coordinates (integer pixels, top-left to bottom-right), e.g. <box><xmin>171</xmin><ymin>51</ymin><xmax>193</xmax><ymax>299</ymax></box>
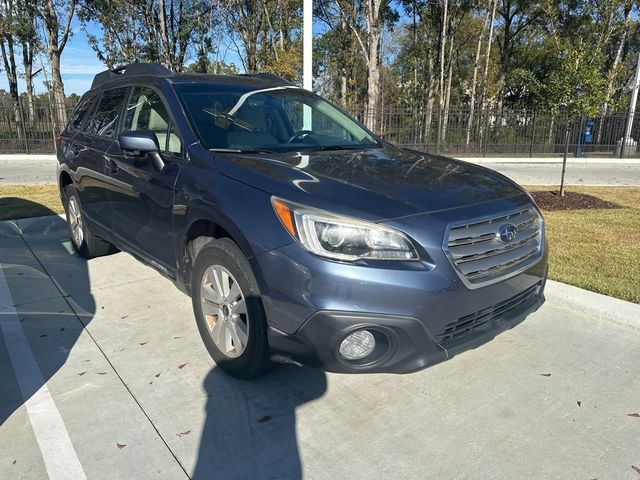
<box><xmin>59</xmin><ymin>170</ymin><xmax>73</xmax><ymax>195</ymax></box>
<box><xmin>180</xmin><ymin>216</ymin><xmax>255</xmax><ymax>294</ymax></box>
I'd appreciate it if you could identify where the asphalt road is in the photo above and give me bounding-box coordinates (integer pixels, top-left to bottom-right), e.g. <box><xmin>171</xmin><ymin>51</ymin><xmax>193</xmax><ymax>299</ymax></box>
<box><xmin>1</xmin><ymin>215</ymin><xmax>639</xmax><ymax>479</ymax></box>
<box><xmin>1</xmin><ymin>157</ymin><xmax>640</xmax><ymax>186</ymax></box>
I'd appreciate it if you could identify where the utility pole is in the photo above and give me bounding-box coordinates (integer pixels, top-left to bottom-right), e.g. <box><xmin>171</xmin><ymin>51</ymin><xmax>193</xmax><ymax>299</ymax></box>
<box><xmin>303</xmin><ymin>0</ymin><xmax>313</xmax><ymax>129</ymax></box>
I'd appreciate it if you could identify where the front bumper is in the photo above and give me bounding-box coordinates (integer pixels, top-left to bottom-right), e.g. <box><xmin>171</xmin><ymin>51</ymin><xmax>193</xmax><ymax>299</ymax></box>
<box><xmin>267</xmin><ymin>275</ymin><xmax>545</xmax><ymax>373</ymax></box>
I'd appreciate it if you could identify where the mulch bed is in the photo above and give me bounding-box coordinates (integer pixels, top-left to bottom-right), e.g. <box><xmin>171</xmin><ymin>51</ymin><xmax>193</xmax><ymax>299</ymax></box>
<box><xmin>530</xmin><ymin>190</ymin><xmax>621</xmax><ymax>211</ymax></box>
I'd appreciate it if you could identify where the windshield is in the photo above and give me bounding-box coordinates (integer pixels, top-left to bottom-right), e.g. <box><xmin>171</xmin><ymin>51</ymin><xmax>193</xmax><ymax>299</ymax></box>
<box><xmin>174</xmin><ymin>83</ymin><xmax>379</xmax><ymax>152</ymax></box>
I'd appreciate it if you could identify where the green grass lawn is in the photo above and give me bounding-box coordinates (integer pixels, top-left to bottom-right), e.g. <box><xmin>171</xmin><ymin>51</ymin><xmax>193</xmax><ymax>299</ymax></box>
<box><xmin>1</xmin><ymin>183</ymin><xmax>638</xmax><ymax>303</ymax></box>
<box><xmin>0</xmin><ymin>184</ymin><xmax>64</xmax><ymax>221</ymax></box>
<box><xmin>527</xmin><ymin>186</ymin><xmax>640</xmax><ymax>304</ymax></box>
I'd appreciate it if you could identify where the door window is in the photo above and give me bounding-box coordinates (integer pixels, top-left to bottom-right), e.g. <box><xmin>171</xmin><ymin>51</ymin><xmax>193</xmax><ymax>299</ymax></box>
<box><xmin>123</xmin><ymin>87</ymin><xmax>183</xmax><ymax>156</ymax></box>
<box><xmin>84</xmin><ymin>87</ymin><xmax>128</xmax><ymax>138</ymax></box>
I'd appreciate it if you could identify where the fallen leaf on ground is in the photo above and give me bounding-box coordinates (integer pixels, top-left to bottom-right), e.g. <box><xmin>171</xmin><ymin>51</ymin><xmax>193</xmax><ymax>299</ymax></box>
<box><xmin>97</xmin><ymin>372</ymin><xmax>108</xmax><ymax>375</ymax></box>
<box><xmin>540</xmin><ymin>373</ymin><xmax>552</xmax><ymax>377</ymax></box>
<box><xmin>257</xmin><ymin>416</ymin><xmax>272</xmax><ymax>424</ymax></box>
<box><xmin>577</xmin><ymin>401</ymin><xmax>582</xmax><ymax>407</ymax></box>
<box><xmin>138</xmin><ymin>341</ymin><xmax>148</xmax><ymax>346</ymax></box>
<box><xmin>178</xmin><ymin>363</ymin><xmax>188</xmax><ymax>369</ymax></box>
<box><xmin>627</xmin><ymin>413</ymin><xmax>640</xmax><ymax>418</ymax></box>
<box><xmin>177</xmin><ymin>430</ymin><xmax>191</xmax><ymax>437</ymax></box>
<box><xmin>155</xmin><ymin>372</ymin><xmax>161</xmax><ymax>378</ymax></box>
<box><xmin>12</xmin><ymin>460</ymin><xmax>16</xmax><ymax>465</ymax></box>
<box><xmin>78</xmin><ymin>371</ymin><xmax>86</xmax><ymax>376</ymax></box>
<box><xmin>116</xmin><ymin>443</ymin><xmax>126</xmax><ymax>449</ymax></box>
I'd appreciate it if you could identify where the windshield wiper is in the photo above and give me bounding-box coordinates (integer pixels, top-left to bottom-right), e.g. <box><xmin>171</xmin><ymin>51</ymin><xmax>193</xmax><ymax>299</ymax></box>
<box><xmin>315</xmin><ymin>144</ymin><xmax>378</xmax><ymax>151</ymax></box>
<box><xmin>209</xmin><ymin>147</ymin><xmax>276</xmax><ymax>155</ymax></box>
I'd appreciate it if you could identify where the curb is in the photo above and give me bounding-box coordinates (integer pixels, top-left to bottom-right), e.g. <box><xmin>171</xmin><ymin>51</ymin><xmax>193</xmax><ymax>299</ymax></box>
<box><xmin>455</xmin><ymin>156</ymin><xmax>640</xmax><ymax>165</ymax></box>
<box><xmin>545</xmin><ymin>279</ymin><xmax>640</xmax><ymax>330</ymax></box>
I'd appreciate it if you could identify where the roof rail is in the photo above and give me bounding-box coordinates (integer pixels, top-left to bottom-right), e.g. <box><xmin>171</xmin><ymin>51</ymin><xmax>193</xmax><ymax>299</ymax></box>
<box><xmin>91</xmin><ymin>63</ymin><xmax>172</xmax><ymax>89</ymax></box>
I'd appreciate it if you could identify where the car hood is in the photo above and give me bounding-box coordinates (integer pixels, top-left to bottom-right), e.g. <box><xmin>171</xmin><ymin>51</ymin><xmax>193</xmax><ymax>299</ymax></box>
<box><xmin>214</xmin><ymin>146</ymin><xmax>527</xmax><ymax>221</ymax></box>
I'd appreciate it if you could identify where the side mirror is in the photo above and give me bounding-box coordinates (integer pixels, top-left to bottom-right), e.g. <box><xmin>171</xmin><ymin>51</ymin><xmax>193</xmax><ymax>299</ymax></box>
<box><xmin>118</xmin><ymin>130</ymin><xmax>164</xmax><ymax>171</ymax></box>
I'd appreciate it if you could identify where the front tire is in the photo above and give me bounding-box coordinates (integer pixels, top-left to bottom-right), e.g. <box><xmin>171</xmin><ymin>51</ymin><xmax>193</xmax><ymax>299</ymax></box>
<box><xmin>191</xmin><ymin>238</ymin><xmax>272</xmax><ymax>379</ymax></box>
<box><xmin>63</xmin><ymin>185</ymin><xmax>113</xmax><ymax>259</ymax></box>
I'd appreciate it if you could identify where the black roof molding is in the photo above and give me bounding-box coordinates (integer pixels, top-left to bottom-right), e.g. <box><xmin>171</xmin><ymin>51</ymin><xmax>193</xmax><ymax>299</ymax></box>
<box><xmin>91</xmin><ymin>63</ymin><xmax>172</xmax><ymax>89</ymax></box>
<box><xmin>240</xmin><ymin>73</ymin><xmax>295</xmax><ymax>86</ymax></box>
<box><xmin>91</xmin><ymin>63</ymin><xmax>295</xmax><ymax>90</ymax></box>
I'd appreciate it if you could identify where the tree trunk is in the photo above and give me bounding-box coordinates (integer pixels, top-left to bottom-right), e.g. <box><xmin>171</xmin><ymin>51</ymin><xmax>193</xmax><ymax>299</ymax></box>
<box><xmin>0</xmin><ymin>31</ymin><xmax>24</xmax><ymax>140</ymax></box>
<box><xmin>423</xmin><ymin>51</ymin><xmax>436</xmax><ymax>143</ymax></box>
<box><xmin>40</xmin><ymin>0</ymin><xmax>75</xmax><ymax>127</ymax></box>
<box><xmin>365</xmin><ymin>26</ymin><xmax>381</xmax><ymax>131</ymax></box>
<box><xmin>598</xmin><ymin>5</ymin><xmax>632</xmax><ymax>142</ymax></box>
<box><xmin>437</xmin><ymin>0</ymin><xmax>449</xmax><ymax>148</ymax></box>
<box><xmin>441</xmin><ymin>34</ymin><xmax>455</xmax><ymax>142</ymax></box>
<box><xmin>341</xmin><ymin>75</ymin><xmax>347</xmax><ymax>108</ymax></box>
<box><xmin>22</xmin><ymin>40</ymin><xmax>36</xmax><ymax>123</ymax></box>
<box><xmin>479</xmin><ymin>0</ymin><xmax>497</xmax><ymax>109</ymax></box>
<box><xmin>466</xmin><ymin>6</ymin><xmax>490</xmax><ymax>147</ymax></box>
<box><xmin>49</xmin><ymin>51</ymin><xmax>67</xmax><ymax>128</ymax></box>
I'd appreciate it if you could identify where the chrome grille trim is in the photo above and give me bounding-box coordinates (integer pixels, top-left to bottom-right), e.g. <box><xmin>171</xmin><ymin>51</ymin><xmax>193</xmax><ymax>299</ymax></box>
<box><xmin>443</xmin><ymin>207</ymin><xmax>544</xmax><ymax>289</ymax></box>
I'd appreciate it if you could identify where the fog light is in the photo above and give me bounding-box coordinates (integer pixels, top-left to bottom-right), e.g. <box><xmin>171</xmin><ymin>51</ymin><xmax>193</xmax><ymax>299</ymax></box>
<box><xmin>339</xmin><ymin>330</ymin><xmax>376</xmax><ymax>360</ymax></box>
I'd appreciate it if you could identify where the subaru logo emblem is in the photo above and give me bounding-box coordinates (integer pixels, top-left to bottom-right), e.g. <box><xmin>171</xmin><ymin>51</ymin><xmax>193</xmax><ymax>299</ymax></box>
<box><xmin>497</xmin><ymin>223</ymin><xmax>518</xmax><ymax>243</ymax></box>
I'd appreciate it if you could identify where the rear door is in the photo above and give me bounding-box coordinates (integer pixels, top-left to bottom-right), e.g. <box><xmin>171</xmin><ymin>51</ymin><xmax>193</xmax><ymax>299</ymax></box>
<box><xmin>71</xmin><ymin>87</ymin><xmax>129</xmax><ymax>233</ymax></box>
<box><xmin>106</xmin><ymin>86</ymin><xmax>183</xmax><ymax>272</ymax></box>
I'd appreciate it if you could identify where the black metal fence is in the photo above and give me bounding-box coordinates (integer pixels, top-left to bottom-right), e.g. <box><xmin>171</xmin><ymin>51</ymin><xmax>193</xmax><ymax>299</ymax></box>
<box><xmin>0</xmin><ymin>100</ymin><xmax>72</xmax><ymax>154</ymax></box>
<box><xmin>2</xmin><ymin>99</ymin><xmax>640</xmax><ymax>158</ymax></box>
<box><xmin>354</xmin><ymin>108</ymin><xmax>640</xmax><ymax>158</ymax></box>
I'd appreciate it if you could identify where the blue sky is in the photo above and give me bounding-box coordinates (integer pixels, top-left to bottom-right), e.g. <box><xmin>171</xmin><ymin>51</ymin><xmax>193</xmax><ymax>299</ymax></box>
<box><xmin>0</xmin><ymin>19</ymin><xmax>245</xmax><ymax>96</ymax></box>
<box><xmin>0</xmin><ymin>14</ymin><xmax>394</xmax><ymax>96</ymax></box>
<box><xmin>0</xmin><ymin>20</ymin><xmax>105</xmax><ymax>95</ymax></box>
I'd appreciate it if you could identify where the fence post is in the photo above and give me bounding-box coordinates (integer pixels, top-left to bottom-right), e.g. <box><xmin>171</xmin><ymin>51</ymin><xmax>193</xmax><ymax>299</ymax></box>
<box><xmin>529</xmin><ymin>112</ymin><xmax>536</xmax><ymax>158</ymax></box>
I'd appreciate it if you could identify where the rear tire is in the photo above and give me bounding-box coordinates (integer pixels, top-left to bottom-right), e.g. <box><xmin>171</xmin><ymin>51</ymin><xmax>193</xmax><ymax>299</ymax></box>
<box><xmin>191</xmin><ymin>238</ymin><xmax>272</xmax><ymax>379</ymax></box>
<box><xmin>63</xmin><ymin>185</ymin><xmax>113</xmax><ymax>259</ymax></box>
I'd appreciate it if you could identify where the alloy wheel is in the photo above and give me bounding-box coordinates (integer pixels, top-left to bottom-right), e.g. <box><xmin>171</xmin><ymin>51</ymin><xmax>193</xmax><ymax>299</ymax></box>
<box><xmin>68</xmin><ymin>195</ymin><xmax>84</xmax><ymax>247</ymax></box>
<box><xmin>200</xmin><ymin>265</ymin><xmax>249</xmax><ymax>358</ymax></box>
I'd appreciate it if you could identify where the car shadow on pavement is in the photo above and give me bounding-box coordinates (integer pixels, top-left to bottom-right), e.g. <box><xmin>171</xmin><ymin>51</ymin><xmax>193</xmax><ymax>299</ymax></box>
<box><xmin>194</xmin><ymin>365</ymin><xmax>327</xmax><ymax>479</ymax></box>
<box><xmin>0</xmin><ymin>202</ymin><xmax>96</xmax><ymax>428</ymax></box>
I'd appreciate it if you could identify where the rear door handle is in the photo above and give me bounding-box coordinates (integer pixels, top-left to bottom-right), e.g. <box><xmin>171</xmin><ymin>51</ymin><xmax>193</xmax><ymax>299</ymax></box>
<box><xmin>104</xmin><ymin>156</ymin><xmax>118</xmax><ymax>174</ymax></box>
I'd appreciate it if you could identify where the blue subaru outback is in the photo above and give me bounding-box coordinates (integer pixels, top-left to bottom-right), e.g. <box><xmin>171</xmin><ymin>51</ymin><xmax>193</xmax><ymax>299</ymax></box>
<box><xmin>57</xmin><ymin>63</ymin><xmax>547</xmax><ymax>378</ymax></box>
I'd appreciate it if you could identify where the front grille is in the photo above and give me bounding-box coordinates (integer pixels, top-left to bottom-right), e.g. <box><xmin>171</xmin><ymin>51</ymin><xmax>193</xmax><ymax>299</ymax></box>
<box><xmin>444</xmin><ymin>207</ymin><xmax>543</xmax><ymax>288</ymax></box>
<box><xmin>435</xmin><ymin>281</ymin><xmax>541</xmax><ymax>348</ymax></box>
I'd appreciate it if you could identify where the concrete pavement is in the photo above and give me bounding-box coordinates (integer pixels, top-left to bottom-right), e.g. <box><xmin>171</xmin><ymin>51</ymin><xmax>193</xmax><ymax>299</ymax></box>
<box><xmin>1</xmin><ymin>155</ymin><xmax>640</xmax><ymax>186</ymax></box>
<box><xmin>471</xmin><ymin>162</ymin><xmax>640</xmax><ymax>186</ymax></box>
<box><xmin>1</xmin><ymin>215</ymin><xmax>639</xmax><ymax>479</ymax></box>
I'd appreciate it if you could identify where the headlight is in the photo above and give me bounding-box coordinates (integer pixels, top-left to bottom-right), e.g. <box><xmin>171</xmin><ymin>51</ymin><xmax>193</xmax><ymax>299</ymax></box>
<box><xmin>272</xmin><ymin>197</ymin><xmax>419</xmax><ymax>261</ymax></box>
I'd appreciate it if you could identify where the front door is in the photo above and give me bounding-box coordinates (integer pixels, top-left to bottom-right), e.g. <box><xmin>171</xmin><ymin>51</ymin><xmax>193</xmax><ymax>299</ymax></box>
<box><xmin>106</xmin><ymin>86</ymin><xmax>184</xmax><ymax>273</ymax></box>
